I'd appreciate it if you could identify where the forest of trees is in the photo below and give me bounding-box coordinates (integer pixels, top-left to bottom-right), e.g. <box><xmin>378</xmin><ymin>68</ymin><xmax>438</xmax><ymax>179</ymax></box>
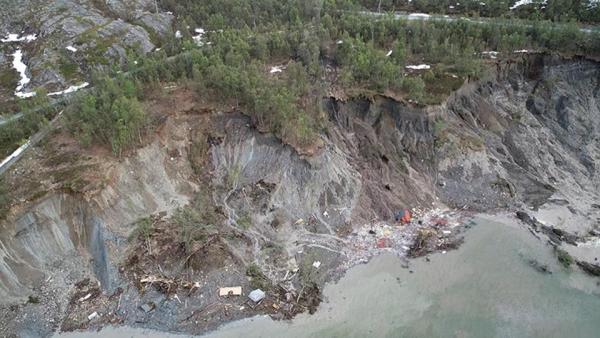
<box><xmin>3</xmin><ymin>0</ymin><xmax>598</xmax><ymax>156</ymax></box>
<box><xmin>0</xmin><ymin>89</ymin><xmax>51</xmax><ymax>158</ymax></box>
<box><xmin>65</xmin><ymin>74</ymin><xmax>146</xmax><ymax>156</ymax></box>
<box><xmin>360</xmin><ymin>0</ymin><xmax>600</xmax><ymax>23</ymax></box>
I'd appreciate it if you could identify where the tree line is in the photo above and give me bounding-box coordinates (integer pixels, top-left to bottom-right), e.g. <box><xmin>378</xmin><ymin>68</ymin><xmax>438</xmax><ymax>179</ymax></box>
<box><xmin>60</xmin><ymin>0</ymin><xmax>600</xmax><ymax>154</ymax></box>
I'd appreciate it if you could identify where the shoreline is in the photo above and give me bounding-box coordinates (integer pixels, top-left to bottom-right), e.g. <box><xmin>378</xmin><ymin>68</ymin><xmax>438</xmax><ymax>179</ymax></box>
<box><xmin>55</xmin><ymin>214</ymin><xmax>600</xmax><ymax>337</ymax></box>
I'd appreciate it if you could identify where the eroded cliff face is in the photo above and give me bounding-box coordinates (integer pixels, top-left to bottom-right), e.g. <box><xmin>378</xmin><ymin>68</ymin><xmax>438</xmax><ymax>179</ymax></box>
<box><xmin>437</xmin><ymin>55</ymin><xmax>600</xmax><ymax>233</ymax></box>
<box><xmin>0</xmin><ymin>55</ymin><xmax>598</xmax><ymax>336</ymax></box>
<box><xmin>0</xmin><ymin>113</ymin><xmax>198</xmax><ymax>304</ymax></box>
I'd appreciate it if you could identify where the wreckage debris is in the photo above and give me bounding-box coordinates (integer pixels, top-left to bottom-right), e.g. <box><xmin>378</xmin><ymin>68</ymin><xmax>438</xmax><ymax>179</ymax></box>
<box><xmin>140</xmin><ymin>302</ymin><xmax>156</xmax><ymax>313</ymax></box>
<box><xmin>248</xmin><ymin>289</ymin><xmax>266</xmax><ymax>303</ymax></box>
<box><xmin>395</xmin><ymin>209</ymin><xmax>412</xmax><ymax>224</ymax></box>
<box><xmin>78</xmin><ymin>293</ymin><xmax>92</xmax><ymax>302</ymax></box>
<box><xmin>377</xmin><ymin>238</ymin><xmax>392</xmax><ymax>248</ymax></box>
<box><xmin>219</xmin><ymin>286</ymin><xmax>242</xmax><ymax>296</ymax></box>
<box><xmin>343</xmin><ymin>208</ymin><xmax>468</xmax><ymax>268</ymax></box>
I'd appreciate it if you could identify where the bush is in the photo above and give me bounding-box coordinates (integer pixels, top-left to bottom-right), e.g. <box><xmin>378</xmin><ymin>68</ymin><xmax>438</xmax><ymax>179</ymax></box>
<box><xmin>555</xmin><ymin>247</ymin><xmax>574</xmax><ymax>268</ymax></box>
<box><xmin>402</xmin><ymin>76</ymin><xmax>426</xmax><ymax>101</ymax></box>
<box><xmin>0</xmin><ymin>179</ymin><xmax>10</xmax><ymax>219</ymax></box>
<box><xmin>246</xmin><ymin>263</ymin><xmax>271</xmax><ymax>290</ymax></box>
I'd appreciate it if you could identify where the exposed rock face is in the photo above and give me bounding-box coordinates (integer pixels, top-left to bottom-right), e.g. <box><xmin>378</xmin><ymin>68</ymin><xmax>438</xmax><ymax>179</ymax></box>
<box><xmin>212</xmin><ymin>114</ymin><xmax>361</xmax><ymax>233</ymax></box>
<box><xmin>0</xmin><ymin>130</ymin><xmax>197</xmax><ymax>304</ymax></box>
<box><xmin>324</xmin><ymin>96</ymin><xmax>438</xmax><ymax>221</ymax></box>
<box><xmin>0</xmin><ymin>0</ymin><xmax>173</xmax><ymax>97</ymax></box>
<box><xmin>438</xmin><ymin>56</ymin><xmax>600</xmax><ymax>229</ymax></box>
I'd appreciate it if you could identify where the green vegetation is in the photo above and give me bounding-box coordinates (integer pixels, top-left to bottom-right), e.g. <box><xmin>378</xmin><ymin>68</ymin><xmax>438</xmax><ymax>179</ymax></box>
<box><xmin>246</xmin><ymin>263</ymin><xmax>271</xmax><ymax>290</ymax></box>
<box><xmin>0</xmin><ymin>178</ymin><xmax>10</xmax><ymax>219</ymax></box>
<box><xmin>130</xmin><ymin>217</ymin><xmax>153</xmax><ymax>241</ymax></box>
<box><xmin>360</xmin><ymin>0</ymin><xmax>600</xmax><ymax>24</ymax></box>
<box><xmin>129</xmin><ymin>217</ymin><xmax>154</xmax><ymax>252</ymax></box>
<box><xmin>174</xmin><ymin>207</ymin><xmax>215</xmax><ymax>253</ymax></box>
<box><xmin>27</xmin><ymin>295</ymin><xmax>40</xmax><ymax>304</ymax></box>
<box><xmin>0</xmin><ymin>89</ymin><xmax>52</xmax><ymax>158</ymax></box>
<box><xmin>172</xmin><ymin>188</ymin><xmax>220</xmax><ymax>253</ymax></box>
<box><xmin>0</xmin><ymin>69</ymin><xmax>18</xmax><ymax>91</ymax></box>
<box><xmin>555</xmin><ymin>247</ymin><xmax>574</xmax><ymax>268</ymax></box>
<box><xmin>433</xmin><ymin>118</ymin><xmax>449</xmax><ymax>147</ymax></box>
<box><xmin>236</xmin><ymin>213</ymin><xmax>252</xmax><ymax>229</ymax></box>
<box><xmin>226</xmin><ymin>164</ymin><xmax>242</xmax><ymax>189</ymax></box>
<box><xmin>55</xmin><ymin>0</ymin><xmax>600</xmax><ymax>154</ymax></box>
<box><xmin>74</xmin><ymin>23</ymin><xmax>120</xmax><ymax>65</ymax></box>
<box><xmin>58</xmin><ymin>56</ymin><xmax>79</xmax><ymax>81</ymax></box>
<box><xmin>66</xmin><ymin>74</ymin><xmax>147</xmax><ymax>156</ymax></box>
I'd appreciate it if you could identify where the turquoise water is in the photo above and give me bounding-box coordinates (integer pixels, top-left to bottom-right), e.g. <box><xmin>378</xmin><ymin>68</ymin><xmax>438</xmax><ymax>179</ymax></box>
<box><xmin>204</xmin><ymin>218</ymin><xmax>600</xmax><ymax>338</ymax></box>
<box><xmin>58</xmin><ymin>218</ymin><xmax>600</xmax><ymax>338</ymax></box>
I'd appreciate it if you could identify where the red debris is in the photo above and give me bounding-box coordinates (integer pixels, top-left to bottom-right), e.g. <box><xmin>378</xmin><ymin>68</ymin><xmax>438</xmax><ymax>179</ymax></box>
<box><xmin>433</xmin><ymin>218</ymin><xmax>448</xmax><ymax>227</ymax></box>
<box><xmin>377</xmin><ymin>238</ymin><xmax>392</xmax><ymax>248</ymax></box>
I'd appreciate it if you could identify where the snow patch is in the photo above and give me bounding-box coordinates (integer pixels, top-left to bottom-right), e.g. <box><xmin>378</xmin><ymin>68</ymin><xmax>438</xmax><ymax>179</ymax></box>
<box><xmin>1</xmin><ymin>33</ymin><xmax>37</xmax><ymax>43</ymax></box>
<box><xmin>47</xmin><ymin>82</ymin><xmax>89</xmax><ymax>96</ymax></box>
<box><xmin>16</xmin><ymin>91</ymin><xmax>36</xmax><ymax>99</ymax></box>
<box><xmin>192</xmin><ymin>28</ymin><xmax>206</xmax><ymax>46</ymax></box>
<box><xmin>510</xmin><ymin>0</ymin><xmax>534</xmax><ymax>10</ymax></box>
<box><xmin>408</xmin><ymin>13</ymin><xmax>431</xmax><ymax>19</ymax></box>
<box><xmin>406</xmin><ymin>64</ymin><xmax>431</xmax><ymax>70</ymax></box>
<box><xmin>481</xmin><ymin>51</ymin><xmax>499</xmax><ymax>59</ymax></box>
<box><xmin>12</xmin><ymin>49</ymin><xmax>35</xmax><ymax>98</ymax></box>
<box><xmin>269</xmin><ymin>66</ymin><xmax>284</xmax><ymax>74</ymax></box>
<box><xmin>0</xmin><ymin>140</ymin><xmax>30</xmax><ymax>170</ymax></box>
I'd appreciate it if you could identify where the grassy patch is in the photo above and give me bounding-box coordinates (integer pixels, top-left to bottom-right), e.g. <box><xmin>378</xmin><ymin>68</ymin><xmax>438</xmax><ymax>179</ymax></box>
<box><xmin>246</xmin><ymin>263</ymin><xmax>271</xmax><ymax>290</ymax></box>
<box><xmin>236</xmin><ymin>213</ymin><xmax>252</xmax><ymax>229</ymax></box>
<box><xmin>0</xmin><ymin>69</ymin><xmax>18</xmax><ymax>90</ymax></box>
<box><xmin>59</xmin><ymin>58</ymin><xmax>79</xmax><ymax>81</ymax></box>
<box><xmin>433</xmin><ymin>119</ymin><xmax>449</xmax><ymax>148</ymax></box>
<box><xmin>189</xmin><ymin>130</ymin><xmax>209</xmax><ymax>177</ymax></box>
<box><xmin>129</xmin><ymin>217</ymin><xmax>155</xmax><ymax>253</ymax></box>
<box><xmin>422</xmin><ymin>71</ymin><xmax>465</xmax><ymax>105</ymax></box>
<box><xmin>75</xmin><ymin>24</ymin><xmax>116</xmax><ymax>65</ymax></box>
<box><xmin>226</xmin><ymin>164</ymin><xmax>242</xmax><ymax>189</ymax></box>
<box><xmin>48</xmin><ymin>164</ymin><xmax>94</xmax><ymax>193</ymax></box>
<box><xmin>173</xmin><ymin>206</ymin><xmax>214</xmax><ymax>253</ymax></box>
<box><xmin>0</xmin><ymin>179</ymin><xmax>11</xmax><ymax>220</ymax></box>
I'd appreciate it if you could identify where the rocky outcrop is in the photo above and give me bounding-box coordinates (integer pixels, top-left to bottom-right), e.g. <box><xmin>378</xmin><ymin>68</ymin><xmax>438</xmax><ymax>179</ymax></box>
<box><xmin>0</xmin><ymin>0</ymin><xmax>173</xmax><ymax>97</ymax></box>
